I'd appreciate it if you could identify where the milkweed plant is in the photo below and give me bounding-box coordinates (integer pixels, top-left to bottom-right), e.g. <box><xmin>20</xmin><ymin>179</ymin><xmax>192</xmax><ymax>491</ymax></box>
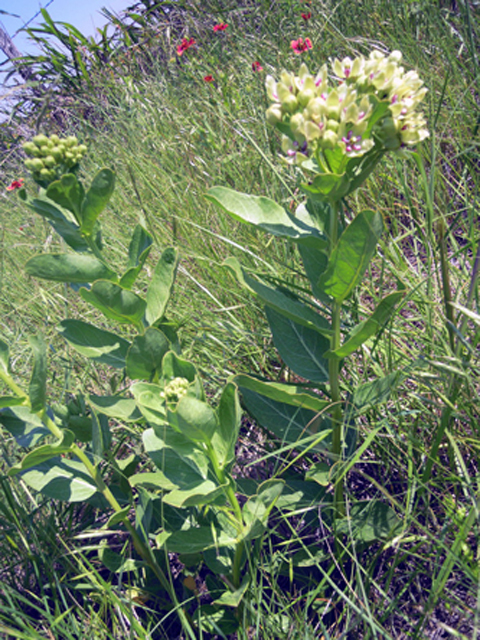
<box><xmin>0</xmin><ymin>48</ymin><xmax>429</xmax><ymax>637</ymax></box>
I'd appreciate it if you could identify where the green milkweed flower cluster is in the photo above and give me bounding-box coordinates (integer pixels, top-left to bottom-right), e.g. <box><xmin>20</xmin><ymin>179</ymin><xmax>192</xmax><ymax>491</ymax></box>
<box><xmin>23</xmin><ymin>134</ymin><xmax>87</xmax><ymax>185</ymax></box>
<box><xmin>160</xmin><ymin>377</ymin><xmax>190</xmax><ymax>403</ymax></box>
<box><xmin>265</xmin><ymin>49</ymin><xmax>429</xmax><ymax>165</ymax></box>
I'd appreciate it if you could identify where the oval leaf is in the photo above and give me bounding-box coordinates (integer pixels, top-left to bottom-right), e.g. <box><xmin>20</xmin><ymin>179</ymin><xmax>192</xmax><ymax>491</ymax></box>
<box><xmin>80</xmin><ymin>280</ymin><xmax>146</xmax><ymax>327</ymax></box>
<box><xmin>126</xmin><ymin>328</ymin><xmax>170</xmax><ymax>380</ymax></box>
<box><xmin>145</xmin><ymin>247</ymin><xmax>178</xmax><ymax>326</ymax></box>
<box><xmin>57</xmin><ymin>320</ymin><xmax>130</xmax><ymax>368</ymax></box>
<box><xmin>26</xmin><ymin>254</ymin><xmax>116</xmax><ymax>283</ymax></box>
<box><xmin>80</xmin><ymin>168</ymin><xmax>115</xmax><ymax>236</ymax></box>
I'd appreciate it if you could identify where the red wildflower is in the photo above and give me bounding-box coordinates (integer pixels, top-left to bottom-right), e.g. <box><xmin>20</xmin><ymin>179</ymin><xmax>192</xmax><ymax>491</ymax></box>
<box><xmin>177</xmin><ymin>37</ymin><xmax>196</xmax><ymax>56</ymax></box>
<box><xmin>252</xmin><ymin>61</ymin><xmax>263</xmax><ymax>72</ymax></box>
<box><xmin>291</xmin><ymin>37</ymin><xmax>313</xmax><ymax>54</ymax></box>
<box><xmin>213</xmin><ymin>23</ymin><xmax>228</xmax><ymax>32</ymax></box>
<box><xmin>203</xmin><ymin>75</ymin><xmax>214</xmax><ymax>82</ymax></box>
<box><xmin>6</xmin><ymin>179</ymin><xmax>24</xmax><ymax>191</ymax></box>
<box><xmin>301</xmin><ymin>12</ymin><xmax>311</xmax><ymax>20</ymax></box>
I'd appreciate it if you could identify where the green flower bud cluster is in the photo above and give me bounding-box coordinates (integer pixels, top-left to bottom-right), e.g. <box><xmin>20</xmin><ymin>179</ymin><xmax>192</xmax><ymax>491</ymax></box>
<box><xmin>22</xmin><ymin>134</ymin><xmax>88</xmax><ymax>184</ymax></box>
<box><xmin>160</xmin><ymin>377</ymin><xmax>190</xmax><ymax>403</ymax></box>
<box><xmin>265</xmin><ymin>49</ymin><xmax>428</xmax><ymax>165</ymax></box>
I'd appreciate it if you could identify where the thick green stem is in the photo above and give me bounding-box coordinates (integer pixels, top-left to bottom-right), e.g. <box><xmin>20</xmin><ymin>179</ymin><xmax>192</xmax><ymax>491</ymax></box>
<box><xmin>328</xmin><ymin>201</ymin><xmax>345</xmax><ymax>518</ymax></box>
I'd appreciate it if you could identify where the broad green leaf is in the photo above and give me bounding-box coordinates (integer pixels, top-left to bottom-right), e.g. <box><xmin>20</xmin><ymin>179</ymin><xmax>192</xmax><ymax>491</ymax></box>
<box><xmin>135</xmin><ymin>486</ymin><xmax>153</xmax><ymax>541</ymax></box>
<box><xmin>206</xmin><ymin>187</ymin><xmax>326</xmax><ymax>249</ymax></box>
<box><xmin>80</xmin><ymin>280</ymin><xmax>146</xmax><ymax>328</ymax></box>
<box><xmin>25</xmin><ymin>197</ymin><xmax>89</xmax><ymax>251</ymax></box>
<box><xmin>212</xmin><ymin>382</ymin><xmax>241</xmax><ymax>467</ymax></box>
<box><xmin>320</xmin><ymin>210</ymin><xmax>384</xmax><ymax>302</ymax></box>
<box><xmin>126</xmin><ymin>328</ymin><xmax>170</xmax><ymax>380</ymax></box>
<box><xmin>164</xmin><ymin>479</ymin><xmax>225</xmax><ymax>508</ymax></box>
<box><xmin>19</xmin><ymin>457</ymin><xmax>98</xmax><ymax>502</ymax></box>
<box><xmin>46</xmin><ymin>174</ymin><xmax>84</xmax><ymax>222</ymax></box>
<box><xmin>224</xmin><ymin>258</ymin><xmax>331</xmax><ymax>337</ymax></box>
<box><xmin>0</xmin><ymin>396</ymin><xmax>24</xmax><ymax>408</ymax></box>
<box><xmin>325</xmin><ymin>291</ymin><xmax>404</xmax><ymax>358</ymax></box>
<box><xmin>162</xmin><ymin>351</ymin><xmax>198</xmax><ymax>383</ymax></box>
<box><xmin>160</xmin><ymin>526</ymin><xmax>234</xmax><ymax>554</ymax></box>
<box><xmin>132</xmin><ymin>381</ymin><xmax>167</xmax><ymax>424</ymax></box>
<box><xmin>26</xmin><ymin>254</ymin><xmax>116</xmax><ymax>283</ymax></box>
<box><xmin>91</xmin><ymin>412</ymin><xmax>111</xmax><ymax>459</ymax></box>
<box><xmin>336</xmin><ymin>500</ymin><xmax>401</xmax><ymax>544</ymax></box>
<box><xmin>0</xmin><ymin>338</ymin><xmax>10</xmax><ymax>373</ymax></box>
<box><xmin>106</xmin><ymin>506</ymin><xmax>131</xmax><ymax>528</ymax></box>
<box><xmin>204</xmin><ymin>545</ymin><xmax>235</xmax><ymax>575</ymax></box>
<box><xmin>305</xmin><ymin>461</ymin><xmax>331</xmax><ymax>486</ymax></box>
<box><xmin>168</xmin><ymin>396</ymin><xmax>218</xmax><ymax>443</ymax></box>
<box><xmin>213</xmin><ymin>577</ymin><xmax>250</xmax><ymax>608</ymax></box>
<box><xmin>301</xmin><ymin>172</ymin><xmax>346</xmax><ymax>202</ymax></box>
<box><xmin>265</xmin><ymin>306</ymin><xmax>330</xmax><ymax>383</ymax></box>
<box><xmin>145</xmin><ymin>247</ymin><xmax>178</xmax><ymax>326</ymax></box>
<box><xmin>119</xmin><ymin>225</ymin><xmax>153</xmax><ymax>289</ymax></box>
<box><xmin>242</xmin><ymin>480</ymin><xmax>284</xmax><ymax>542</ymax></box>
<box><xmin>270</xmin><ymin>478</ymin><xmax>328</xmax><ymax>511</ymax></box>
<box><xmin>143</xmin><ymin>427</ymin><xmax>209</xmax><ymax>488</ymax></box>
<box><xmin>129</xmin><ymin>471</ymin><xmax>176</xmax><ymax>491</ymax></box>
<box><xmin>28</xmin><ymin>334</ymin><xmax>47</xmax><ymax>412</ymax></box>
<box><xmin>0</xmin><ymin>406</ymin><xmax>50</xmax><ymax>447</ymax></box>
<box><xmin>57</xmin><ymin>320</ymin><xmax>130</xmax><ymax>368</ymax></box>
<box><xmin>80</xmin><ymin>168</ymin><xmax>115</xmax><ymax>236</ymax></box>
<box><xmin>235</xmin><ymin>375</ymin><xmax>329</xmax><ymax>414</ymax></box>
<box><xmin>9</xmin><ymin>430</ymin><xmax>75</xmax><ymax>476</ymax></box>
<box><xmin>88</xmin><ymin>395</ymin><xmax>142</xmax><ymax>422</ymax></box>
<box><xmin>299</xmin><ymin>244</ymin><xmax>329</xmax><ymax>301</ymax></box>
<box><xmin>239</xmin><ymin>385</ymin><xmax>328</xmax><ymax>446</ymax></box>
<box><xmin>353</xmin><ymin>370</ymin><xmax>405</xmax><ymax>411</ymax></box>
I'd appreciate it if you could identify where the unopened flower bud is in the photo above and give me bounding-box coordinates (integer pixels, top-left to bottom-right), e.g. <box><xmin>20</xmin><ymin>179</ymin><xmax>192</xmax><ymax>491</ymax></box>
<box><xmin>282</xmin><ymin>94</ymin><xmax>298</xmax><ymax>113</ymax></box>
<box><xmin>322</xmin><ymin>129</ymin><xmax>338</xmax><ymax>149</ymax></box>
<box><xmin>33</xmin><ymin>134</ymin><xmax>49</xmax><ymax>147</ymax></box>
<box><xmin>266</xmin><ymin>105</ymin><xmax>282</xmax><ymax>125</ymax></box>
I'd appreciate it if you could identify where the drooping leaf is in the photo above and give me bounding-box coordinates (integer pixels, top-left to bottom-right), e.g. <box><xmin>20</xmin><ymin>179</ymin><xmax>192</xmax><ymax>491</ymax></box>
<box><xmin>9</xmin><ymin>430</ymin><xmax>75</xmax><ymax>476</ymax></box>
<box><xmin>164</xmin><ymin>479</ymin><xmax>225</xmax><ymax>508</ymax></box>
<box><xmin>88</xmin><ymin>395</ymin><xmax>142</xmax><ymax>422</ymax></box>
<box><xmin>145</xmin><ymin>247</ymin><xmax>178</xmax><ymax>326</ymax></box>
<box><xmin>162</xmin><ymin>351</ymin><xmax>198</xmax><ymax>383</ymax></box>
<box><xmin>57</xmin><ymin>320</ymin><xmax>130</xmax><ymax>368</ymax></box>
<box><xmin>353</xmin><ymin>370</ymin><xmax>405</xmax><ymax>411</ymax></box>
<box><xmin>213</xmin><ymin>577</ymin><xmax>250</xmax><ymax>607</ymax></box>
<box><xmin>325</xmin><ymin>291</ymin><xmax>404</xmax><ymax>358</ymax></box>
<box><xmin>0</xmin><ymin>397</ymin><xmax>25</xmax><ymax>408</ymax></box>
<box><xmin>80</xmin><ymin>280</ymin><xmax>146</xmax><ymax>328</ymax></box>
<box><xmin>28</xmin><ymin>334</ymin><xmax>47</xmax><ymax>412</ymax></box>
<box><xmin>126</xmin><ymin>328</ymin><xmax>170</xmax><ymax>380</ymax></box>
<box><xmin>25</xmin><ymin>197</ymin><xmax>89</xmax><ymax>251</ymax></box>
<box><xmin>320</xmin><ymin>210</ymin><xmax>384</xmax><ymax>302</ymax></box>
<box><xmin>235</xmin><ymin>375</ymin><xmax>329</xmax><ymax>414</ymax></box>
<box><xmin>80</xmin><ymin>168</ymin><xmax>115</xmax><ymax>236</ymax></box>
<box><xmin>265</xmin><ymin>306</ymin><xmax>330</xmax><ymax>383</ymax></box>
<box><xmin>132</xmin><ymin>381</ymin><xmax>167</xmax><ymax>425</ymax></box>
<box><xmin>19</xmin><ymin>457</ymin><xmax>99</xmax><ymax>502</ymax></box>
<box><xmin>159</xmin><ymin>526</ymin><xmax>234</xmax><ymax>554</ymax></box>
<box><xmin>26</xmin><ymin>254</ymin><xmax>116</xmax><ymax>283</ymax></box>
<box><xmin>239</xmin><ymin>384</ymin><xmax>328</xmax><ymax>447</ymax></box>
<box><xmin>0</xmin><ymin>406</ymin><xmax>50</xmax><ymax>447</ymax></box>
<box><xmin>224</xmin><ymin>258</ymin><xmax>331</xmax><ymax>337</ymax></box>
<box><xmin>206</xmin><ymin>187</ymin><xmax>326</xmax><ymax>249</ymax></box>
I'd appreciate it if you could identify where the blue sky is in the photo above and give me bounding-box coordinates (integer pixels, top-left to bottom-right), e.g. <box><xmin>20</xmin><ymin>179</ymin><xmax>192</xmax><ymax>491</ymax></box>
<box><xmin>1</xmin><ymin>0</ymin><xmax>130</xmax><ymax>61</ymax></box>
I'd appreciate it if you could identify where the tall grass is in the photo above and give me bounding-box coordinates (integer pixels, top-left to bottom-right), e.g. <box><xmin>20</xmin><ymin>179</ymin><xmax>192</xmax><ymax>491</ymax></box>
<box><xmin>0</xmin><ymin>0</ymin><xmax>479</xmax><ymax>637</ymax></box>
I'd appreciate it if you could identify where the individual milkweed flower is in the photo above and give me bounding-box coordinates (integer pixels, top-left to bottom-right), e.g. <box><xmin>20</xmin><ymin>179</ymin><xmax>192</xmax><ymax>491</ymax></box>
<box><xmin>301</xmin><ymin>12</ymin><xmax>311</xmax><ymax>20</ymax></box>
<box><xmin>213</xmin><ymin>23</ymin><xmax>228</xmax><ymax>32</ymax></box>
<box><xmin>177</xmin><ymin>37</ymin><xmax>196</xmax><ymax>56</ymax></box>
<box><xmin>252</xmin><ymin>61</ymin><xmax>263</xmax><ymax>72</ymax></box>
<box><xmin>291</xmin><ymin>37</ymin><xmax>313</xmax><ymax>54</ymax></box>
<box><xmin>203</xmin><ymin>74</ymin><xmax>214</xmax><ymax>82</ymax></box>
<box><xmin>6</xmin><ymin>179</ymin><xmax>25</xmax><ymax>191</ymax></box>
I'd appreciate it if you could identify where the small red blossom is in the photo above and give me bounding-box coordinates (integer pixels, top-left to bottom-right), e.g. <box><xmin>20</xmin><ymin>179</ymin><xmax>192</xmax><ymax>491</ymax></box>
<box><xmin>252</xmin><ymin>61</ymin><xmax>263</xmax><ymax>72</ymax></box>
<box><xmin>291</xmin><ymin>37</ymin><xmax>312</xmax><ymax>54</ymax></box>
<box><xmin>177</xmin><ymin>37</ymin><xmax>196</xmax><ymax>56</ymax></box>
<box><xmin>6</xmin><ymin>179</ymin><xmax>24</xmax><ymax>191</ymax></box>
<box><xmin>301</xmin><ymin>12</ymin><xmax>311</xmax><ymax>20</ymax></box>
<box><xmin>203</xmin><ymin>75</ymin><xmax>214</xmax><ymax>82</ymax></box>
<box><xmin>213</xmin><ymin>23</ymin><xmax>228</xmax><ymax>32</ymax></box>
